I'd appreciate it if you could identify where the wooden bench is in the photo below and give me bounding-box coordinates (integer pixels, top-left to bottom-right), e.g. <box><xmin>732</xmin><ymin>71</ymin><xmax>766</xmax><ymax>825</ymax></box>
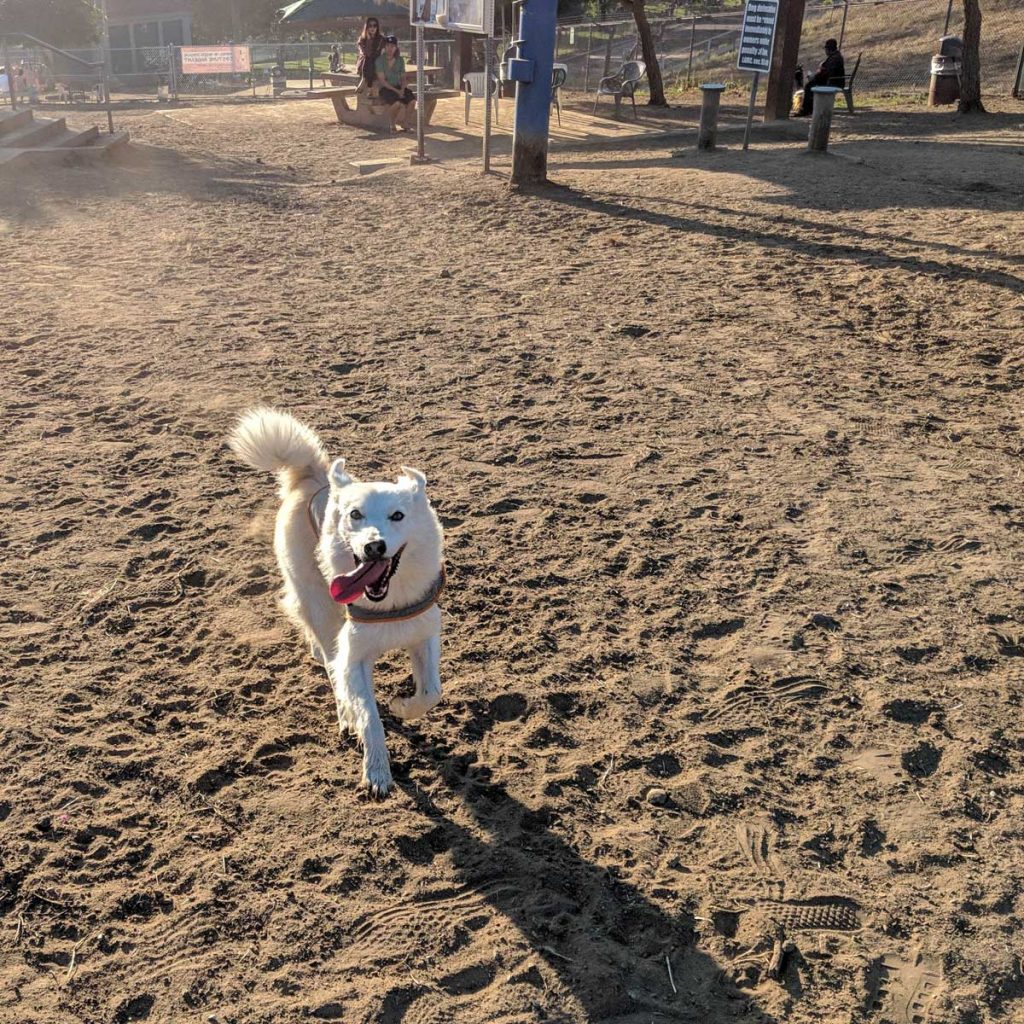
<box><xmin>298</xmin><ymin>86</ymin><xmax>459</xmax><ymax>133</ymax></box>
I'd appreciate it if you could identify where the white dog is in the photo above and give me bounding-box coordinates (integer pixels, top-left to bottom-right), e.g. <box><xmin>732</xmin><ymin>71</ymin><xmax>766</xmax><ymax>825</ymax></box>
<box><xmin>229</xmin><ymin>408</ymin><xmax>445</xmax><ymax>797</ymax></box>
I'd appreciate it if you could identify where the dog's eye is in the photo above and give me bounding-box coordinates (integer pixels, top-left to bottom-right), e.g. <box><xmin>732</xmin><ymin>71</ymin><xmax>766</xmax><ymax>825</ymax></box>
<box><xmin>349</xmin><ymin>509</ymin><xmax>364</xmax><ymax>521</ymax></box>
<box><xmin>389</xmin><ymin>511</ymin><xmax>405</xmax><ymax>522</ymax></box>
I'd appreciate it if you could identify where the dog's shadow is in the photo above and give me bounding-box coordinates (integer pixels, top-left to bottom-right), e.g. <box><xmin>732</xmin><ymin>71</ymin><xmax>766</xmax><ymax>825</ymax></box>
<box><xmin>379</xmin><ymin>725</ymin><xmax>777</xmax><ymax>1023</ymax></box>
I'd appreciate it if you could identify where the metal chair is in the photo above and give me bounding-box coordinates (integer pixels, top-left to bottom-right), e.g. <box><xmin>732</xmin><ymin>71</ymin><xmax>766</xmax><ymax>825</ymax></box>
<box><xmin>462</xmin><ymin>71</ymin><xmax>499</xmax><ymax>125</ymax></box>
<box><xmin>594</xmin><ymin>59</ymin><xmax>646</xmax><ymax>119</ymax></box>
<box><xmin>551</xmin><ymin>66</ymin><xmax>566</xmax><ymax>125</ymax></box>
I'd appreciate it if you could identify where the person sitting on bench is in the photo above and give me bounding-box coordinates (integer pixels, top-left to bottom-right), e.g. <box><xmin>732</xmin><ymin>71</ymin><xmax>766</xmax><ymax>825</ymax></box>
<box><xmin>796</xmin><ymin>38</ymin><xmax>845</xmax><ymax>116</ymax></box>
<box><xmin>375</xmin><ymin>36</ymin><xmax>416</xmax><ymax>132</ymax></box>
<box><xmin>356</xmin><ymin>17</ymin><xmax>384</xmax><ymax>93</ymax></box>
<box><xmin>329</xmin><ymin>45</ymin><xmax>342</xmax><ymax>74</ymax></box>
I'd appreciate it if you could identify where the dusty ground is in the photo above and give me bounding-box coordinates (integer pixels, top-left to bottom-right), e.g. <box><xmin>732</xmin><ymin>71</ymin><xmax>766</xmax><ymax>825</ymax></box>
<box><xmin>1</xmin><ymin>95</ymin><xmax>1023</xmax><ymax>1024</ymax></box>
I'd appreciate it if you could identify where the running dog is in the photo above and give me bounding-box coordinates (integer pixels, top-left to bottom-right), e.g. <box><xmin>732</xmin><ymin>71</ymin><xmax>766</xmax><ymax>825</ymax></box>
<box><xmin>229</xmin><ymin>408</ymin><xmax>445</xmax><ymax>797</ymax></box>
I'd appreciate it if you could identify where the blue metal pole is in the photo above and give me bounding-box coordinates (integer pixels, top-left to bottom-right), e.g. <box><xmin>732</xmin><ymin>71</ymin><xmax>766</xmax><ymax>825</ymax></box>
<box><xmin>509</xmin><ymin>0</ymin><xmax>558</xmax><ymax>184</ymax></box>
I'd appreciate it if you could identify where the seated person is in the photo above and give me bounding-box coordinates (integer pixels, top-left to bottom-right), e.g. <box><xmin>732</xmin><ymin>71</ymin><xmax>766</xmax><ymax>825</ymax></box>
<box><xmin>796</xmin><ymin>38</ymin><xmax>845</xmax><ymax>116</ymax></box>
<box><xmin>356</xmin><ymin>18</ymin><xmax>383</xmax><ymax>93</ymax></box>
<box><xmin>329</xmin><ymin>45</ymin><xmax>342</xmax><ymax>74</ymax></box>
<box><xmin>375</xmin><ymin>35</ymin><xmax>416</xmax><ymax>131</ymax></box>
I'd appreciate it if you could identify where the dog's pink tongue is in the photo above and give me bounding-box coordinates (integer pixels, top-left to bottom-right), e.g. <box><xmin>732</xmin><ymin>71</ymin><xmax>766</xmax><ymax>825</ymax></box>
<box><xmin>329</xmin><ymin>560</ymin><xmax>389</xmax><ymax>605</ymax></box>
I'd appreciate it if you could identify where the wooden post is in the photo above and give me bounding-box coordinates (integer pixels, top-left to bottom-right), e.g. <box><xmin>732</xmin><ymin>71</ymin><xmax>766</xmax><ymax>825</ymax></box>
<box><xmin>603</xmin><ymin>23</ymin><xmax>616</xmax><ymax>78</ymax></box>
<box><xmin>807</xmin><ymin>85</ymin><xmax>838</xmax><ymax>151</ymax></box>
<box><xmin>584</xmin><ymin>23</ymin><xmax>593</xmax><ymax>92</ymax></box>
<box><xmin>453</xmin><ymin>30</ymin><xmax>473</xmax><ymax>90</ymax></box>
<box><xmin>697</xmin><ymin>82</ymin><xmax>726</xmax><ymax>149</ymax></box>
<box><xmin>764</xmin><ymin>0</ymin><xmax>806</xmax><ymax>120</ymax></box>
<box><xmin>687</xmin><ymin>16</ymin><xmax>697</xmax><ymax>88</ymax></box>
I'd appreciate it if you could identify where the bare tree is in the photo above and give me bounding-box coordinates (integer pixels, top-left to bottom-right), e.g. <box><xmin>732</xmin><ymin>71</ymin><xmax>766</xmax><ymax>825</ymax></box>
<box><xmin>957</xmin><ymin>0</ymin><xmax>985</xmax><ymax>112</ymax></box>
<box><xmin>618</xmin><ymin>0</ymin><xmax>666</xmax><ymax>105</ymax></box>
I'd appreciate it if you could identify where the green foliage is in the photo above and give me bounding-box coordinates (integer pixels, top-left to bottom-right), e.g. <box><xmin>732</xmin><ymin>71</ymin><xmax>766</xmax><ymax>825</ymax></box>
<box><xmin>0</xmin><ymin>0</ymin><xmax>99</xmax><ymax>45</ymax></box>
<box><xmin>192</xmin><ymin>0</ymin><xmax>285</xmax><ymax>41</ymax></box>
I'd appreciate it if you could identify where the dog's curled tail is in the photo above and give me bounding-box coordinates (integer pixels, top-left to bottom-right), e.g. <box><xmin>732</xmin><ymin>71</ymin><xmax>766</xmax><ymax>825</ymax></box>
<box><xmin>229</xmin><ymin>408</ymin><xmax>329</xmax><ymax>493</ymax></box>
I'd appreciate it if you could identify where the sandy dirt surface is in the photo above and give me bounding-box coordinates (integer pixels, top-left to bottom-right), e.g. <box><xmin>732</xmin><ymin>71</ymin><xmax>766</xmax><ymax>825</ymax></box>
<box><xmin>1</xmin><ymin>96</ymin><xmax>1023</xmax><ymax>1024</ymax></box>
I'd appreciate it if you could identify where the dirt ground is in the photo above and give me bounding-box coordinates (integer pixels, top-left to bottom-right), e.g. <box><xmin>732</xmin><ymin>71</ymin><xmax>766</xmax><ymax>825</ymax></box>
<box><xmin>1</xmin><ymin>94</ymin><xmax>1023</xmax><ymax>1024</ymax></box>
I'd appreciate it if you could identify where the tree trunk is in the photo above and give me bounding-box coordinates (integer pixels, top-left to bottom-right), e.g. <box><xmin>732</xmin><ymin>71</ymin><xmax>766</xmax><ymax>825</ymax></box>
<box><xmin>622</xmin><ymin>0</ymin><xmax>666</xmax><ymax>105</ymax></box>
<box><xmin>957</xmin><ymin>0</ymin><xmax>985</xmax><ymax>113</ymax></box>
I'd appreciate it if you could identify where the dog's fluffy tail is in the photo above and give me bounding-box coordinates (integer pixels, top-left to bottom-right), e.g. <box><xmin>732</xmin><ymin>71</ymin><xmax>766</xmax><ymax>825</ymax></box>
<box><xmin>229</xmin><ymin>408</ymin><xmax>329</xmax><ymax>494</ymax></box>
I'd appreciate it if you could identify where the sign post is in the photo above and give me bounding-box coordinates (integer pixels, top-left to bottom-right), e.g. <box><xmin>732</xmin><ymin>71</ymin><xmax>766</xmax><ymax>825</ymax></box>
<box><xmin>736</xmin><ymin>0</ymin><xmax>779</xmax><ymax>150</ymax></box>
<box><xmin>410</xmin><ymin>0</ymin><xmax>493</xmax><ymax>169</ymax></box>
<box><xmin>414</xmin><ymin>23</ymin><xmax>427</xmax><ymax>163</ymax></box>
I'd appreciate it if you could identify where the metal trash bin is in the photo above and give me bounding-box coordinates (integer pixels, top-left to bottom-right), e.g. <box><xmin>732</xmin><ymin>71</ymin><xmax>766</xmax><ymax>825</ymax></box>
<box><xmin>939</xmin><ymin>35</ymin><xmax>963</xmax><ymax>60</ymax></box>
<box><xmin>929</xmin><ymin>53</ymin><xmax>960</xmax><ymax>105</ymax></box>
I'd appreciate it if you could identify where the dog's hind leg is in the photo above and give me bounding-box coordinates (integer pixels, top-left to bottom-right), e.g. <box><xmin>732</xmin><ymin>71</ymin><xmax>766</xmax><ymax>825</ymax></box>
<box><xmin>332</xmin><ymin>644</ymin><xmax>393</xmax><ymax>797</ymax></box>
<box><xmin>390</xmin><ymin>633</ymin><xmax>442</xmax><ymax>721</ymax></box>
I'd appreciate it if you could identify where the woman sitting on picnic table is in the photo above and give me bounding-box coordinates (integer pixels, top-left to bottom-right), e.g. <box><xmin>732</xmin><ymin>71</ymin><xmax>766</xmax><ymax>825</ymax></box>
<box><xmin>356</xmin><ymin>17</ymin><xmax>384</xmax><ymax>93</ymax></box>
<box><xmin>375</xmin><ymin>36</ymin><xmax>416</xmax><ymax>132</ymax></box>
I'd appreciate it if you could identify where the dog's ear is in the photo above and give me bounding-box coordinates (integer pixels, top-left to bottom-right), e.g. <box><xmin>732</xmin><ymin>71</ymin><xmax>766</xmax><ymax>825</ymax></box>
<box><xmin>328</xmin><ymin>458</ymin><xmax>352</xmax><ymax>491</ymax></box>
<box><xmin>399</xmin><ymin>466</ymin><xmax>427</xmax><ymax>496</ymax></box>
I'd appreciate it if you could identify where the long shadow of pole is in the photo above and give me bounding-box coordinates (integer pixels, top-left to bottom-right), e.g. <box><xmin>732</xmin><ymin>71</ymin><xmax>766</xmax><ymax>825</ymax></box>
<box><xmin>386</xmin><ymin>726</ymin><xmax>777</xmax><ymax>1024</ymax></box>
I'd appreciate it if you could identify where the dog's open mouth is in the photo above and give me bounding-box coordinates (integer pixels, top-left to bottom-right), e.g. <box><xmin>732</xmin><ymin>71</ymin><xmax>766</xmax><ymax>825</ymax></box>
<box><xmin>329</xmin><ymin>547</ymin><xmax>404</xmax><ymax>605</ymax></box>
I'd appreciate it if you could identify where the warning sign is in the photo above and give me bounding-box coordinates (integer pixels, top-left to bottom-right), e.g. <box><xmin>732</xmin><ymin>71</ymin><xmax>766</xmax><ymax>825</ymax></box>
<box><xmin>180</xmin><ymin>46</ymin><xmax>251</xmax><ymax>75</ymax></box>
<box><xmin>737</xmin><ymin>0</ymin><xmax>779</xmax><ymax>74</ymax></box>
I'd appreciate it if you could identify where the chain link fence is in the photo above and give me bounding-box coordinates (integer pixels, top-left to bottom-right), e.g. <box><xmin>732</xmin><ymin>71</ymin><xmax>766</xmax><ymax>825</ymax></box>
<box><xmin>2</xmin><ymin>1</ymin><xmax>1017</xmax><ymax>107</ymax></box>
<box><xmin>552</xmin><ymin>0</ymin><xmax>1023</xmax><ymax>102</ymax></box>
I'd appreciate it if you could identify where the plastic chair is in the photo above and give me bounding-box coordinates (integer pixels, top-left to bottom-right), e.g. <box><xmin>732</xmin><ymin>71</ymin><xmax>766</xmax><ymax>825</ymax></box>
<box><xmin>838</xmin><ymin>52</ymin><xmax>861</xmax><ymax>113</ymax></box>
<box><xmin>551</xmin><ymin>66</ymin><xmax>566</xmax><ymax>125</ymax></box>
<box><xmin>594</xmin><ymin>59</ymin><xmax>646</xmax><ymax>119</ymax></box>
<box><xmin>462</xmin><ymin>72</ymin><xmax>499</xmax><ymax>125</ymax></box>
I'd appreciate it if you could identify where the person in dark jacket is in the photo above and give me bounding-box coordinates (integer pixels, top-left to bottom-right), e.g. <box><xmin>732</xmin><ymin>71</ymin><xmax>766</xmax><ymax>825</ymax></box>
<box><xmin>356</xmin><ymin>17</ymin><xmax>384</xmax><ymax>93</ymax></box>
<box><xmin>796</xmin><ymin>38</ymin><xmax>845</xmax><ymax>115</ymax></box>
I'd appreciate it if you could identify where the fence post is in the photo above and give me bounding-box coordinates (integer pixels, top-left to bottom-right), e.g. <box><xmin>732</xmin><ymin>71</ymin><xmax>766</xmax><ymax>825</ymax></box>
<box><xmin>603</xmin><ymin>23</ymin><xmax>616</xmax><ymax>78</ymax></box>
<box><xmin>168</xmin><ymin>44</ymin><xmax>178</xmax><ymax>100</ymax></box>
<box><xmin>838</xmin><ymin>0</ymin><xmax>850</xmax><ymax>49</ymax></box>
<box><xmin>308</xmin><ymin>42</ymin><xmax>313</xmax><ymax>88</ymax></box>
<box><xmin>687</xmin><ymin>16</ymin><xmax>697</xmax><ymax>88</ymax></box>
<box><xmin>584</xmin><ymin>23</ymin><xmax>593</xmax><ymax>92</ymax></box>
<box><xmin>102</xmin><ymin>62</ymin><xmax>113</xmax><ymax>132</ymax></box>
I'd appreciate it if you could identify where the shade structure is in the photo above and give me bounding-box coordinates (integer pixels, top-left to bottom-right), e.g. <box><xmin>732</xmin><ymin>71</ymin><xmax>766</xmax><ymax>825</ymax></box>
<box><xmin>279</xmin><ymin>0</ymin><xmax>409</xmax><ymax>26</ymax></box>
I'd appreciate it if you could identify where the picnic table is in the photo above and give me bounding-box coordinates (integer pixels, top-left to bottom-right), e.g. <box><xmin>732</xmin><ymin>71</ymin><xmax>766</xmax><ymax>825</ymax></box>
<box><xmin>321</xmin><ymin>66</ymin><xmax>444</xmax><ymax>88</ymax></box>
<box><xmin>298</xmin><ymin>85</ymin><xmax>459</xmax><ymax>133</ymax></box>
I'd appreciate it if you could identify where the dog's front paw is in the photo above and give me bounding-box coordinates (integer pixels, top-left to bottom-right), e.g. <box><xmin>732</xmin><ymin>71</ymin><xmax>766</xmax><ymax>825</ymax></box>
<box><xmin>389</xmin><ymin>694</ymin><xmax>440</xmax><ymax>721</ymax></box>
<box><xmin>362</xmin><ymin>750</ymin><xmax>393</xmax><ymax>799</ymax></box>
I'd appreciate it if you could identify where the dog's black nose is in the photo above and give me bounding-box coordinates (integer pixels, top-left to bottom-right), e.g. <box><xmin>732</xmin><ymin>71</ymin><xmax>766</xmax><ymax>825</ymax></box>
<box><xmin>363</xmin><ymin>540</ymin><xmax>387</xmax><ymax>560</ymax></box>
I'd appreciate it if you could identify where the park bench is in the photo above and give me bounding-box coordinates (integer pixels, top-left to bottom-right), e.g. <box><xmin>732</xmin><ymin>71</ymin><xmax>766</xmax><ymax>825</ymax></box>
<box><xmin>298</xmin><ymin>86</ymin><xmax>459</xmax><ymax>133</ymax></box>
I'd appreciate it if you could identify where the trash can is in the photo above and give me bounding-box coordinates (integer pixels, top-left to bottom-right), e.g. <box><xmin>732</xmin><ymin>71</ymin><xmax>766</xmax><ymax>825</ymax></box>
<box><xmin>938</xmin><ymin>35</ymin><xmax>963</xmax><ymax>60</ymax></box>
<box><xmin>928</xmin><ymin>53</ymin><xmax>960</xmax><ymax>105</ymax></box>
<box><xmin>271</xmin><ymin>64</ymin><xmax>287</xmax><ymax>97</ymax></box>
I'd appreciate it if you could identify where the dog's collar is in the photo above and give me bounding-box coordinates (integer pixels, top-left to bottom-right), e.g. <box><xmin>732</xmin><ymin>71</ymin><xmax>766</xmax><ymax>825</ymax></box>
<box><xmin>345</xmin><ymin>566</ymin><xmax>446</xmax><ymax>624</ymax></box>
